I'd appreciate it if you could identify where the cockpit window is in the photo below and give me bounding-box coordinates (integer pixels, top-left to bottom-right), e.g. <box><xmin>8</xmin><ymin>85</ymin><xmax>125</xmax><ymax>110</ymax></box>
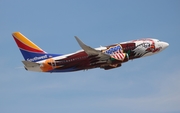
<box><xmin>143</xmin><ymin>43</ymin><xmax>150</xmax><ymax>48</ymax></box>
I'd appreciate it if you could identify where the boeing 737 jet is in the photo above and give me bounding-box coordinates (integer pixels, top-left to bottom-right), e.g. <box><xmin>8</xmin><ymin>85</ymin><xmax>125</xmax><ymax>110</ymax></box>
<box><xmin>12</xmin><ymin>32</ymin><xmax>169</xmax><ymax>72</ymax></box>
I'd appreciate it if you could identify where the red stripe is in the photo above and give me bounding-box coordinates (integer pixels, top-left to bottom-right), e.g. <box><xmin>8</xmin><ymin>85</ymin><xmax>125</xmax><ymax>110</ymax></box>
<box><xmin>112</xmin><ymin>55</ymin><xmax>117</xmax><ymax>59</ymax></box>
<box><xmin>120</xmin><ymin>53</ymin><xmax>125</xmax><ymax>59</ymax></box>
<box><xmin>116</xmin><ymin>54</ymin><xmax>121</xmax><ymax>59</ymax></box>
<box><xmin>112</xmin><ymin>51</ymin><xmax>126</xmax><ymax>60</ymax></box>
<box><xmin>119</xmin><ymin>54</ymin><xmax>123</xmax><ymax>59</ymax></box>
<box><xmin>116</xmin><ymin>52</ymin><xmax>125</xmax><ymax>60</ymax></box>
<box><xmin>14</xmin><ymin>36</ymin><xmax>45</xmax><ymax>53</ymax></box>
<box><xmin>117</xmin><ymin>52</ymin><xmax>122</xmax><ymax>59</ymax></box>
<box><xmin>115</xmin><ymin>55</ymin><xmax>118</xmax><ymax>59</ymax></box>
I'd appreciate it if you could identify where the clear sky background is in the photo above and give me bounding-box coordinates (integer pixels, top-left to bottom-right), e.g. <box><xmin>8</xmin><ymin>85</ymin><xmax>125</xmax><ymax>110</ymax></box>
<box><xmin>1</xmin><ymin>0</ymin><xmax>180</xmax><ymax>113</ymax></box>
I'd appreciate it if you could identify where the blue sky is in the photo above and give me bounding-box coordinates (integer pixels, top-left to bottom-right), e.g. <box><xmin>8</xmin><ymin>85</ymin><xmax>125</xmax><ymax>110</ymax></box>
<box><xmin>1</xmin><ymin>0</ymin><xmax>180</xmax><ymax>113</ymax></box>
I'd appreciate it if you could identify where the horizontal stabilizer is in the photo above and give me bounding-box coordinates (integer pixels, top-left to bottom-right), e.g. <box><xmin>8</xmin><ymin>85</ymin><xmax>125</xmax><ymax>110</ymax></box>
<box><xmin>22</xmin><ymin>61</ymin><xmax>40</xmax><ymax>67</ymax></box>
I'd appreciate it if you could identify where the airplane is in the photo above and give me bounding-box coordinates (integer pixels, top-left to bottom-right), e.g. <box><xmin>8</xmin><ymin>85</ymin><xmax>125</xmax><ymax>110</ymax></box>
<box><xmin>12</xmin><ymin>32</ymin><xmax>169</xmax><ymax>72</ymax></box>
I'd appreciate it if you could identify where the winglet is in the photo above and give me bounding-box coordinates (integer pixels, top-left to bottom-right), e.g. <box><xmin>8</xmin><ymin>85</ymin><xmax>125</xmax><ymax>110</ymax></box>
<box><xmin>74</xmin><ymin>36</ymin><xmax>98</xmax><ymax>55</ymax></box>
<box><xmin>74</xmin><ymin>36</ymin><xmax>110</xmax><ymax>61</ymax></box>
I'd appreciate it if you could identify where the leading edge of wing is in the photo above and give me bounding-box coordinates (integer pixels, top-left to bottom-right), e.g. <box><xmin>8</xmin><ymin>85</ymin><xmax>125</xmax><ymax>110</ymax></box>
<box><xmin>74</xmin><ymin>36</ymin><xmax>110</xmax><ymax>59</ymax></box>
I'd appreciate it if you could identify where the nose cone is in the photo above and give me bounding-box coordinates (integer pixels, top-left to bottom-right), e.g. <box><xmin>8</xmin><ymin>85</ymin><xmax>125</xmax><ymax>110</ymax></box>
<box><xmin>163</xmin><ymin>42</ymin><xmax>169</xmax><ymax>48</ymax></box>
<box><xmin>161</xmin><ymin>41</ymin><xmax>169</xmax><ymax>50</ymax></box>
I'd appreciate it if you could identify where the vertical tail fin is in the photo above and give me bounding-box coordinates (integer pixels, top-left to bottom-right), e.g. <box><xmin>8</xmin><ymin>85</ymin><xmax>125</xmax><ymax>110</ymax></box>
<box><xmin>12</xmin><ymin>32</ymin><xmax>61</xmax><ymax>62</ymax></box>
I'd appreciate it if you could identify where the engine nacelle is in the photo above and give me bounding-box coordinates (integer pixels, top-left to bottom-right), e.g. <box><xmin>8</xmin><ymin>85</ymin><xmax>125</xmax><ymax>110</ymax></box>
<box><xmin>100</xmin><ymin>63</ymin><xmax>121</xmax><ymax>70</ymax></box>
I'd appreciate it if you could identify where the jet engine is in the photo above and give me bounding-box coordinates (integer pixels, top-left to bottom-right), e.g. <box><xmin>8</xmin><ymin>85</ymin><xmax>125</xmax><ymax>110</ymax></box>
<box><xmin>100</xmin><ymin>63</ymin><xmax>122</xmax><ymax>70</ymax></box>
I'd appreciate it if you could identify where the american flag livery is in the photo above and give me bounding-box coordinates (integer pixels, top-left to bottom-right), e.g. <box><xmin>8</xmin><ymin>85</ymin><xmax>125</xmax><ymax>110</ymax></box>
<box><xmin>111</xmin><ymin>50</ymin><xmax>126</xmax><ymax>61</ymax></box>
<box><xmin>103</xmin><ymin>44</ymin><xmax>126</xmax><ymax>61</ymax></box>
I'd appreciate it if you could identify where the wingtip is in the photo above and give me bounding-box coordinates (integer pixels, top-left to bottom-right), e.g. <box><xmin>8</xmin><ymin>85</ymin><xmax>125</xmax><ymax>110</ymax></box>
<box><xmin>74</xmin><ymin>36</ymin><xmax>81</xmax><ymax>43</ymax></box>
<box><xmin>74</xmin><ymin>36</ymin><xmax>79</xmax><ymax>40</ymax></box>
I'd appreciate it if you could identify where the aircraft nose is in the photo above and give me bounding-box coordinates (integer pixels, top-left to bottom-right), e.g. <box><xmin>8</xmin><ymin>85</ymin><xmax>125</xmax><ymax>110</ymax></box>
<box><xmin>161</xmin><ymin>41</ymin><xmax>169</xmax><ymax>50</ymax></box>
<box><xmin>163</xmin><ymin>42</ymin><xmax>169</xmax><ymax>48</ymax></box>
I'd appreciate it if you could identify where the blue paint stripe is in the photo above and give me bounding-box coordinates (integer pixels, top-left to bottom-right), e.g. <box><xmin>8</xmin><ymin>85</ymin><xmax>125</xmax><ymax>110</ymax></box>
<box><xmin>48</xmin><ymin>67</ymin><xmax>77</xmax><ymax>72</ymax></box>
<box><xmin>20</xmin><ymin>49</ymin><xmax>63</xmax><ymax>62</ymax></box>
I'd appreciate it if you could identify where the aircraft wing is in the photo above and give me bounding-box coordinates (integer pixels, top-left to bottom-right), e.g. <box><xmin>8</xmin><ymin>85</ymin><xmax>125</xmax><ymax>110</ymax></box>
<box><xmin>74</xmin><ymin>36</ymin><xmax>112</xmax><ymax>64</ymax></box>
